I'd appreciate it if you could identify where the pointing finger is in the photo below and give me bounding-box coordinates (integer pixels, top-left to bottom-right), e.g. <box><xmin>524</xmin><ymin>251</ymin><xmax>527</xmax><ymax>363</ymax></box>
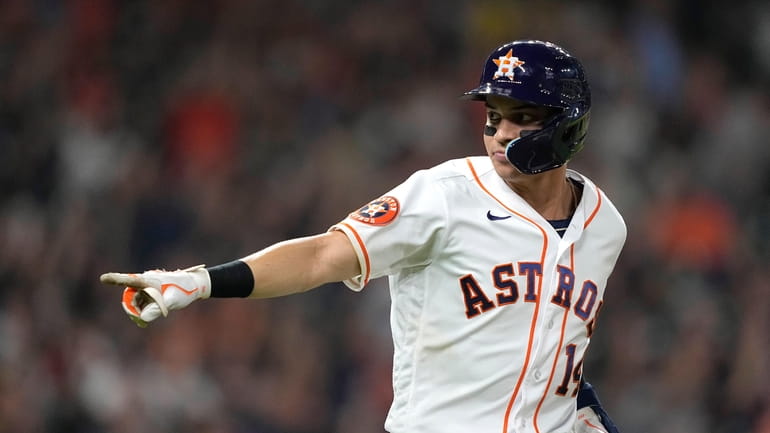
<box><xmin>100</xmin><ymin>272</ymin><xmax>147</xmax><ymax>288</ymax></box>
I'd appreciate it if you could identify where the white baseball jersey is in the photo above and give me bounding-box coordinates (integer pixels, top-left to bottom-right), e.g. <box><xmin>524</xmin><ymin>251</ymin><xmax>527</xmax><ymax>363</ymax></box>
<box><xmin>330</xmin><ymin>156</ymin><xmax>626</xmax><ymax>433</ymax></box>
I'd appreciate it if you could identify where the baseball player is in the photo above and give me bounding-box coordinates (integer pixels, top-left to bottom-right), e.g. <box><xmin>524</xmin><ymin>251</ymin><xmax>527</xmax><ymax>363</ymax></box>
<box><xmin>102</xmin><ymin>40</ymin><xmax>625</xmax><ymax>432</ymax></box>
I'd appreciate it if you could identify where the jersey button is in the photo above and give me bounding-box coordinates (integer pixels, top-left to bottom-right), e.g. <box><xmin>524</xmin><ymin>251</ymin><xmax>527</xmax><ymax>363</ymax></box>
<box><xmin>546</xmin><ymin>319</ymin><xmax>554</xmax><ymax>329</ymax></box>
<box><xmin>533</xmin><ymin>369</ymin><xmax>542</xmax><ymax>380</ymax></box>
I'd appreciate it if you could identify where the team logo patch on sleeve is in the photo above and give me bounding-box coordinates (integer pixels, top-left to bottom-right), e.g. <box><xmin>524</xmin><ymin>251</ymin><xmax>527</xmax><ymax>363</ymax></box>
<box><xmin>350</xmin><ymin>196</ymin><xmax>400</xmax><ymax>225</ymax></box>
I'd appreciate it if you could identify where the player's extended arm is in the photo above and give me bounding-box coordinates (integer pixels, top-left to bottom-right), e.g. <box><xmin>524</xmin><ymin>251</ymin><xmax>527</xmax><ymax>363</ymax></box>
<box><xmin>241</xmin><ymin>231</ymin><xmax>360</xmax><ymax>298</ymax></box>
<box><xmin>100</xmin><ymin>230</ymin><xmax>360</xmax><ymax>327</ymax></box>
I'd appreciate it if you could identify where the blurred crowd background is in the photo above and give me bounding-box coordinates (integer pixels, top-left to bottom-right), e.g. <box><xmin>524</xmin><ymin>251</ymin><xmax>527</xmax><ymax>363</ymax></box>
<box><xmin>1</xmin><ymin>0</ymin><xmax>769</xmax><ymax>432</ymax></box>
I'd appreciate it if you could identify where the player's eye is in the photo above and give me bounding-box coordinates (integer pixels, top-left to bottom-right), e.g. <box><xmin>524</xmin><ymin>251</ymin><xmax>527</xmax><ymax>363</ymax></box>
<box><xmin>486</xmin><ymin>111</ymin><xmax>502</xmax><ymax>124</ymax></box>
<box><xmin>511</xmin><ymin>112</ymin><xmax>540</xmax><ymax>125</ymax></box>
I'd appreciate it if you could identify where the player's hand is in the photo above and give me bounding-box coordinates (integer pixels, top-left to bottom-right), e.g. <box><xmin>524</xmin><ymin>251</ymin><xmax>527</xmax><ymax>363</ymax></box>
<box><xmin>574</xmin><ymin>406</ymin><xmax>610</xmax><ymax>433</ymax></box>
<box><xmin>99</xmin><ymin>265</ymin><xmax>211</xmax><ymax>327</ymax></box>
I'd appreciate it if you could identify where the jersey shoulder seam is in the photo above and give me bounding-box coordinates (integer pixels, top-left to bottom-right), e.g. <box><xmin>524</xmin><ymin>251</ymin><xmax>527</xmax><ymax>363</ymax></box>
<box><xmin>423</xmin><ymin>157</ymin><xmax>489</xmax><ymax>183</ymax></box>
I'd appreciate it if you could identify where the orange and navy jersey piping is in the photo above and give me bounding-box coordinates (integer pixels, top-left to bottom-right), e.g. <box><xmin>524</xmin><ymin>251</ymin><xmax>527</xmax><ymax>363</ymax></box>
<box><xmin>465</xmin><ymin>157</ymin><xmax>603</xmax><ymax>432</ymax></box>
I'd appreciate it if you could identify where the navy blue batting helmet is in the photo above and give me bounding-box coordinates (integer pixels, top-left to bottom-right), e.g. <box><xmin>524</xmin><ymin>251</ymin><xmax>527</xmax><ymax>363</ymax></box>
<box><xmin>462</xmin><ymin>40</ymin><xmax>591</xmax><ymax>174</ymax></box>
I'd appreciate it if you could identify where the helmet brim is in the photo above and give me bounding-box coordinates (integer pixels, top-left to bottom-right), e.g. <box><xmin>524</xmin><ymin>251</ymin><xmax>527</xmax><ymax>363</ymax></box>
<box><xmin>460</xmin><ymin>83</ymin><xmax>568</xmax><ymax>109</ymax></box>
<box><xmin>460</xmin><ymin>83</ymin><xmax>519</xmax><ymax>101</ymax></box>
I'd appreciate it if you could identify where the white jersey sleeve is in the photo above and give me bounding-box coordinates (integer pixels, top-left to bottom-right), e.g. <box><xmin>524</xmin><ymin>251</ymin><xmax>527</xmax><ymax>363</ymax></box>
<box><xmin>330</xmin><ymin>168</ymin><xmax>449</xmax><ymax>290</ymax></box>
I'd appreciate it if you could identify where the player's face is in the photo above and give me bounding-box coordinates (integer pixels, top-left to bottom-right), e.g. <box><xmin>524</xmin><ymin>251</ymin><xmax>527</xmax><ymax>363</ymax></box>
<box><xmin>483</xmin><ymin>95</ymin><xmax>555</xmax><ymax>180</ymax></box>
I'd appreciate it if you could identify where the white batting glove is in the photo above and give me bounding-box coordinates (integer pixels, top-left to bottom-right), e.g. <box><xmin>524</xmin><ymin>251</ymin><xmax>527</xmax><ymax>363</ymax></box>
<box><xmin>100</xmin><ymin>265</ymin><xmax>211</xmax><ymax>327</ymax></box>
<box><xmin>574</xmin><ymin>406</ymin><xmax>609</xmax><ymax>433</ymax></box>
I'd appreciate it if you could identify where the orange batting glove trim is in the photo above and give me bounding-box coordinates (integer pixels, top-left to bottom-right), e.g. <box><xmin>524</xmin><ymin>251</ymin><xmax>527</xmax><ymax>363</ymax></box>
<box><xmin>121</xmin><ymin>286</ymin><xmax>150</xmax><ymax>328</ymax></box>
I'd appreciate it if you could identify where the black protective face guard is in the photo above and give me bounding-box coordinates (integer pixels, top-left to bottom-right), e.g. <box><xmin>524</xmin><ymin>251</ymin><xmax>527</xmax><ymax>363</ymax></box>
<box><xmin>504</xmin><ymin>107</ymin><xmax>588</xmax><ymax>175</ymax></box>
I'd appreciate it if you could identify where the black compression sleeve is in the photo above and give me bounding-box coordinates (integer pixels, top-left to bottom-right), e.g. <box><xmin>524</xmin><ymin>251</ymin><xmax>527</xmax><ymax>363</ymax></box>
<box><xmin>207</xmin><ymin>260</ymin><xmax>254</xmax><ymax>298</ymax></box>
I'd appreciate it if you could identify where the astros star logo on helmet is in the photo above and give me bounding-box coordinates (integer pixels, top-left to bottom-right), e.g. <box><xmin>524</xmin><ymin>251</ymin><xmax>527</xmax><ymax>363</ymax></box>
<box><xmin>492</xmin><ymin>49</ymin><xmax>525</xmax><ymax>80</ymax></box>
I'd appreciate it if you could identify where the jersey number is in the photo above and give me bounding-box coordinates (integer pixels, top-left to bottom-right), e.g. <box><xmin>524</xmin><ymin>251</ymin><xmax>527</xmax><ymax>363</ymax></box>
<box><xmin>555</xmin><ymin>343</ymin><xmax>583</xmax><ymax>397</ymax></box>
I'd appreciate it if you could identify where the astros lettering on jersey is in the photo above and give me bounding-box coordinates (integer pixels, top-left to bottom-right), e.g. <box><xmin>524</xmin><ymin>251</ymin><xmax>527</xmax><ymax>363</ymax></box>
<box><xmin>331</xmin><ymin>156</ymin><xmax>626</xmax><ymax>433</ymax></box>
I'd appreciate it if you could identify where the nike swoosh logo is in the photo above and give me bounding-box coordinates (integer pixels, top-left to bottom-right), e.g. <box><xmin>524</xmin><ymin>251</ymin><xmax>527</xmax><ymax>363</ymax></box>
<box><xmin>161</xmin><ymin>283</ymin><xmax>199</xmax><ymax>295</ymax></box>
<box><xmin>486</xmin><ymin>210</ymin><xmax>512</xmax><ymax>221</ymax></box>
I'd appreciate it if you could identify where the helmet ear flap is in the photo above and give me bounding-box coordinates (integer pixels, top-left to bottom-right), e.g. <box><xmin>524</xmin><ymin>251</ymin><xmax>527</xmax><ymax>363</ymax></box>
<box><xmin>553</xmin><ymin>106</ymin><xmax>590</xmax><ymax>160</ymax></box>
<box><xmin>562</xmin><ymin>125</ymin><xmax>577</xmax><ymax>142</ymax></box>
<box><xmin>558</xmin><ymin>108</ymin><xmax>580</xmax><ymax>145</ymax></box>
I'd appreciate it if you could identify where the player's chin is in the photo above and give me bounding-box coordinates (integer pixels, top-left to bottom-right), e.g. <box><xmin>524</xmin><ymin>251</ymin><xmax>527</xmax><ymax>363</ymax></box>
<box><xmin>490</xmin><ymin>152</ymin><xmax>517</xmax><ymax>175</ymax></box>
<box><xmin>490</xmin><ymin>155</ymin><xmax>521</xmax><ymax>181</ymax></box>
